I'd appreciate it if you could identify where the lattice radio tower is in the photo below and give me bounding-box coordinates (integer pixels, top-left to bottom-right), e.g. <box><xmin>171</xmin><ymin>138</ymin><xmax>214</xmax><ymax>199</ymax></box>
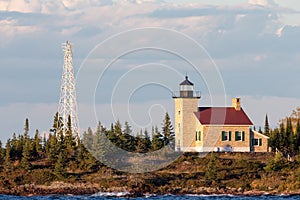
<box><xmin>58</xmin><ymin>41</ymin><xmax>80</xmax><ymax>138</ymax></box>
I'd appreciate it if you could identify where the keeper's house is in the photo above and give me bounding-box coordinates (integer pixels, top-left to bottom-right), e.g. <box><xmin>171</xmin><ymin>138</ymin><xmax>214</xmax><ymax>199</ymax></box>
<box><xmin>172</xmin><ymin>76</ymin><xmax>269</xmax><ymax>152</ymax></box>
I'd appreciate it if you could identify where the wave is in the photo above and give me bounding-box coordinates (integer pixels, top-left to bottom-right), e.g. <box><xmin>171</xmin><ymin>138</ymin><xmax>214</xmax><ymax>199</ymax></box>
<box><xmin>92</xmin><ymin>191</ymin><xmax>130</xmax><ymax>197</ymax></box>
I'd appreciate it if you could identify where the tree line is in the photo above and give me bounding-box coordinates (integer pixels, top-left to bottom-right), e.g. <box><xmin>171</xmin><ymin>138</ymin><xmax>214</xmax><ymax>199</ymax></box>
<box><xmin>0</xmin><ymin>112</ymin><xmax>174</xmax><ymax>176</ymax></box>
<box><xmin>265</xmin><ymin>107</ymin><xmax>300</xmax><ymax>157</ymax></box>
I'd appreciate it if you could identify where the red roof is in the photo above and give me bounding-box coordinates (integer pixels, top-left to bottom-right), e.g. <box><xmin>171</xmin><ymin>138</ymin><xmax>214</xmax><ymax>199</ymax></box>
<box><xmin>194</xmin><ymin>107</ymin><xmax>253</xmax><ymax>125</ymax></box>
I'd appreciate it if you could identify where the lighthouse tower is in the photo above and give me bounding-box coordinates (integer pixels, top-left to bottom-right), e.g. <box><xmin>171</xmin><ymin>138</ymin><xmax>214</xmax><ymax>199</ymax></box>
<box><xmin>173</xmin><ymin>76</ymin><xmax>200</xmax><ymax>151</ymax></box>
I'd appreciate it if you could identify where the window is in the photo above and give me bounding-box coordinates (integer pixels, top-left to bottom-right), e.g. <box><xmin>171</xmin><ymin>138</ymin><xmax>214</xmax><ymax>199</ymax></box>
<box><xmin>222</xmin><ymin>131</ymin><xmax>231</xmax><ymax>141</ymax></box>
<box><xmin>196</xmin><ymin>131</ymin><xmax>201</xmax><ymax>141</ymax></box>
<box><xmin>178</xmin><ymin>111</ymin><xmax>181</xmax><ymax>115</ymax></box>
<box><xmin>235</xmin><ymin>131</ymin><xmax>245</xmax><ymax>141</ymax></box>
<box><xmin>252</xmin><ymin>138</ymin><xmax>262</xmax><ymax>146</ymax></box>
<box><xmin>178</xmin><ymin>123</ymin><xmax>180</xmax><ymax>130</ymax></box>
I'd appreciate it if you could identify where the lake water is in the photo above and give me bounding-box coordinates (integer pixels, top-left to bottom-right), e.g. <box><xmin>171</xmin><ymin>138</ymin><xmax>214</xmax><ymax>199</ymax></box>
<box><xmin>0</xmin><ymin>194</ymin><xmax>300</xmax><ymax>200</ymax></box>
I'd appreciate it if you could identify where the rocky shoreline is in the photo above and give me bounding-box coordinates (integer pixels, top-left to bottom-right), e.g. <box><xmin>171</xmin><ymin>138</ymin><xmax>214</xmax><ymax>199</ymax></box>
<box><xmin>1</xmin><ymin>182</ymin><xmax>300</xmax><ymax>197</ymax></box>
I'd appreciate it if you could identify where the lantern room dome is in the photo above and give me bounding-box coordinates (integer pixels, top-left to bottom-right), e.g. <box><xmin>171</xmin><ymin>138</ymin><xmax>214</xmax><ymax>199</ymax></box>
<box><xmin>180</xmin><ymin>76</ymin><xmax>194</xmax><ymax>86</ymax></box>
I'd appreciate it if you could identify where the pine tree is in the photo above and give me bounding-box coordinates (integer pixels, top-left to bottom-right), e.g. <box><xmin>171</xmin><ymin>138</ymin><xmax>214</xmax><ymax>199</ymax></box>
<box><xmin>161</xmin><ymin>112</ymin><xmax>174</xmax><ymax>146</ymax></box>
<box><xmin>33</xmin><ymin>129</ymin><xmax>42</xmax><ymax>158</ymax></box>
<box><xmin>77</xmin><ymin>142</ymin><xmax>97</xmax><ymax>171</ymax></box>
<box><xmin>50</xmin><ymin>112</ymin><xmax>64</xmax><ymax>135</ymax></box>
<box><xmin>47</xmin><ymin>133</ymin><xmax>59</xmax><ymax>163</ymax></box>
<box><xmin>0</xmin><ymin>140</ymin><xmax>4</xmax><ymax>163</ymax></box>
<box><xmin>114</xmin><ymin>120</ymin><xmax>122</xmax><ymax>147</ymax></box>
<box><xmin>136</xmin><ymin>129</ymin><xmax>147</xmax><ymax>153</ymax></box>
<box><xmin>106</xmin><ymin>122</ymin><xmax>118</xmax><ymax>146</ymax></box>
<box><xmin>120</xmin><ymin>121</ymin><xmax>135</xmax><ymax>151</ymax></box>
<box><xmin>83</xmin><ymin>127</ymin><xmax>94</xmax><ymax>150</ymax></box>
<box><xmin>152</xmin><ymin>126</ymin><xmax>164</xmax><ymax>151</ymax></box>
<box><xmin>294</xmin><ymin>119</ymin><xmax>300</xmax><ymax>153</ymax></box>
<box><xmin>3</xmin><ymin>139</ymin><xmax>12</xmax><ymax>172</ymax></box>
<box><xmin>10</xmin><ymin>133</ymin><xmax>17</xmax><ymax>159</ymax></box>
<box><xmin>144</xmin><ymin>129</ymin><xmax>152</xmax><ymax>151</ymax></box>
<box><xmin>286</xmin><ymin>118</ymin><xmax>294</xmax><ymax>154</ymax></box>
<box><xmin>205</xmin><ymin>152</ymin><xmax>218</xmax><ymax>184</ymax></box>
<box><xmin>277</xmin><ymin>122</ymin><xmax>285</xmax><ymax>154</ymax></box>
<box><xmin>42</xmin><ymin>133</ymin><xmax>47</xmax><ymax>153</ymax></box>
<box><xmin>264</xmin><ymin>114</ymin><xmax>270</xmax><ymax>136</ymax></box>
<box><xmin>54</xmin><ymin>151</ymin><xmax>66</xmax><ymax>177</ymax></box>
<box><xmin>64</xmin><ymin>115</ymin><xmax>76</xmax><ymax>161</ymax></box>
<box><xmin>20</xmin><ymin>140</ymin><xmax>32</xmax><ymax>170</ymax></box>
<box><xmin>269</xmin><ymin>128</ymin><xmax>280</xmax><ymax>152</ymax></box>
<box><xmin>93</xmin><ymin>126</ymin><xmax>117</xmax><ymax>167</ymax></box>
<box><xmin>24</xmin><ymin>118</ymin><xmax>29</xmax><ymax>140</ymax></box>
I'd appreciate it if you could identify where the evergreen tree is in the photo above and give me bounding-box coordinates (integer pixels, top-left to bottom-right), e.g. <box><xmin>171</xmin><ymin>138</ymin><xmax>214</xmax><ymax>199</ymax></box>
<box><xmin>0</xmin><ymin>140</ymin><xmax>4</xmax><ymax>163</ymax></box>
<box><xmin>64</xmin><ymin>115</ymin><xmax>76</xmax><ymax>161</ymax></box>
<box><xmin>32</xmin><ymin>129</ymin><xmax>42</xmax><ymax>158</ymax></box>
<box><xmin>161</xmin><ymin>112</ymin><xmax>174</xmax><ymax>146</ymax></box>
<box><xmin>120</xmin><ymin>121</ymin><xmax>135</xmax><ymax>151</ymax></box>
<box><xmin>50</xmin><ymin>112</ymin><xmax>64</xmax><ymax>135</ymax></box>
<box><xmin>278</xmin><ymin>122</ymin><xmax>286</xmax><ymax>153</ymax></box>
<box><xmin>205</xmin><ymin>152</ymin><xmax>218</xmax><ymax>184</ymax></box>
<box><xmin>82</xmin><ymin>127</ymin><xmax>94</xmax><ymax>150</ymax></box>
<box><xmin>42</xmin><ymin>133</ymin><xmax>47</xmax><ymax>152</ymax></box>
<box><xmin>144</xmin><ymin>129</ymin><xmax>152</xmax><ymax>151</ymax></box>
<box><xmin>10</xmin><ymin>133</ymin><xmax>17</xmax><ymax>159</ymax></box>
<box><xmin>47</xmin><ymin>133</ymin><xmax>59</xmax><ymax>163</ymax></box>
<box><xmin>24</xmin><ymin>118</ymin><xmax>29</xmax><ymax>140</ymax></box>
<box><xmin>54</xmin><ymin>151</ymin><xmax>66</xmax><ymax>177</ymax></box>
<box><xmin>264</xmin><ymin>114</ymin><xmax>270</xmax><ymax>136</ymax></box>
<box><xmin>269</xmin><ymin>128</ymin><xmax>280</xmax><ymax>152</ymax></box>
<box><xmin>152</xmin><ymin>126</ymin><xmax>164</xmax><ymax>151</ymax></box>
<box><xmin>93</xmin><ymin>125</ymin><xmax>117</xmax><ymax>167</ymax></box>
<box><xmin>136</xmin><ymin>129</ymin><xmax>147</xmax><ymax>153</ymax></box>
<box><xmin>77</xmin><ymin>142</ymin><xmax>97</xmax><ymax>171</ymax></box>
<box><xmin>114</xmin><ymin>120</ymin><xmax>122</xmax><ymax>147</ymax></box>
<box><xmin>3</xmin><ymin>139</ymin><xmax>12</xmax><ymax>172</ymax></box>
<box><xmin>258</xmin><ymin>126</ymin><xmax>263</xmax><ymax>134</ymax></box>
<box><xmin>106</xmin><ymin>122</ymin><xmax>118</xmax><ymax>146</ymax></box>
<box><xmin>282</xmin><ymin>118</ymin><xmax>294</xmax><ymax>155</ymax></box>
<box><xmin>295</xmin><ymin>119</ymin><xmax>300</xmax><ymax>153</ymax></box>
<box><xmin>20</xmin><ymin>140</ymin><xmax>32</xmax><ymax>170</ymax></box>
<box><xmin>91</xmin><ymin>123</ymin><xmax>104</xmax><ymax>159</ymax></box>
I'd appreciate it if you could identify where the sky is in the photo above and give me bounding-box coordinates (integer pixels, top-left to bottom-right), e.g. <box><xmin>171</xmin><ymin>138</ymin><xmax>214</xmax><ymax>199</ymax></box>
<box><xmin>1</xmin><ymin>0</ymin><xmax>300</xmax><ymax>142</ymax></box>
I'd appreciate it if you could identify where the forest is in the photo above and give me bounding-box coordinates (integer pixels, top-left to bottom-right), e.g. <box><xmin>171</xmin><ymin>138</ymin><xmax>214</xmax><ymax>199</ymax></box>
<box><xmin>0</xmin><ymin>108</ymin><xmax>300</xmax><ymax>195</ymax></box>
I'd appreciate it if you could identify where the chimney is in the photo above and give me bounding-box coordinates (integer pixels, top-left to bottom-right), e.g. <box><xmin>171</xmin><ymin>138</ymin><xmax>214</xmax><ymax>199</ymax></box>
<box><xmin>232</xmin><ymin>98</ymin><xmax>241</xmax><ymax>111</ymax></box>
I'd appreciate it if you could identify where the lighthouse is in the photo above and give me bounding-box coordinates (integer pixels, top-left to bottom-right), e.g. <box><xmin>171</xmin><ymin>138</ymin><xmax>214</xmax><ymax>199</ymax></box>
<box><xmin>173</xmin><ymin>76</ymin><xmax>201</xmax><ymax>151</ymax></box>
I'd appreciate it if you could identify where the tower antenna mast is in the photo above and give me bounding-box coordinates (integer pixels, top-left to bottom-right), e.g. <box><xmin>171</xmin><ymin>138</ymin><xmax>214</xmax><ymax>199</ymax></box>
<box><xmin>58</xmin><ymin>41</ymin><xmax>80</xmax><ymax>139</ymax></box>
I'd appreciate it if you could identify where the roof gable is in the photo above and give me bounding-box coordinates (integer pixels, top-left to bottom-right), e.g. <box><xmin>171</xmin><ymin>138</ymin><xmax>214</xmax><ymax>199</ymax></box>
<box><xmin>195</xmin><ymin>107</ymin><xmax>253</xmax><ymax>126</ymax></box>
<box><xmin>253</xmin><ymin>130</ymin><xmax>269</xmax><ymax>139</ymax></box>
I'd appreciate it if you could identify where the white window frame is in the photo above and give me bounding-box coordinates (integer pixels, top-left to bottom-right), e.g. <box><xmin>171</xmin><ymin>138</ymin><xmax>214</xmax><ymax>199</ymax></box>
<box><xmin>236</xmin><ymin>131</ymin><xmax>242</xmax><ymax>141</ymax></box>
<box><xmin>223</xmin><ymin>131</ymin><xmax>229</xmax><ymax>141</ymax></box>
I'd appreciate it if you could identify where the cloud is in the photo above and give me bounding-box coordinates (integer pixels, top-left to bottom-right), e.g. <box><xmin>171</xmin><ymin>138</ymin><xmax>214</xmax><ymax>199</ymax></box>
<box><xmin>7</xmin><ymin>0</ymin><xmax>42</xmax><ymax>13</ymax></box>
<box><xmin>248</xmin><ymin>0</ymin><xmax>276</xmax><ymax>7</ymax></box>
<box><xmin>0</xmin><ymin>0</ymin><xmax>300</xmax><ymax>143</ymax></box>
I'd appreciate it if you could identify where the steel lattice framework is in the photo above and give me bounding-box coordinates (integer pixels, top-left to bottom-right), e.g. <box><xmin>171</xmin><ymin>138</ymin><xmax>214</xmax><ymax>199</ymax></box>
<box><xmin>58</xmin><ymin>41</ymin><xmax>80</xmax><ymax>138</ymax></box>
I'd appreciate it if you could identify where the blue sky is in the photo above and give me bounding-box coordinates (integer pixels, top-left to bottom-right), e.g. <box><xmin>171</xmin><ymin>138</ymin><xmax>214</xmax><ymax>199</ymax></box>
<box><xmin>1</xmin><ymin>0</ymin><xmax>300</xmax><ymax>142</ymax></box>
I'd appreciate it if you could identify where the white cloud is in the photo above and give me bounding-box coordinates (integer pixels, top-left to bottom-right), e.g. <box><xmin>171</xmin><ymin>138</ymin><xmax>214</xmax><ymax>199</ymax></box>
<box><xmin>1</xmin><ymin>0</ymin><xmax>300</xmax><ymax>143</ymax></box>
<box><xmin>248</xmin><ymin>0</ymin><xmax>276</xmax><ymax>6</ymax></box>
<box><xmin>0</xmin><ymin>0</ymin><xmax>8</xmax><ymax>11</ymax></box>
<box><xmin>7</xmin><ymin>0</ymin><xmax>41</xmax><ymax>13</ymax></box>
